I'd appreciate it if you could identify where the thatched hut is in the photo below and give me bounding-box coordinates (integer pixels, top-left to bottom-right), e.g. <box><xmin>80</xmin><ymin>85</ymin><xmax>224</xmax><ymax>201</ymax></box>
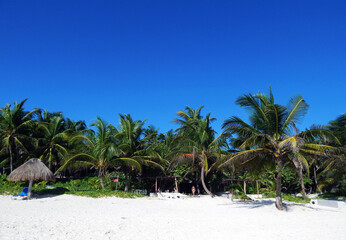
<box><xmin>8</xmin><ymin>158</ymin><xmax>55</xmax><ymax>199</ymax></box>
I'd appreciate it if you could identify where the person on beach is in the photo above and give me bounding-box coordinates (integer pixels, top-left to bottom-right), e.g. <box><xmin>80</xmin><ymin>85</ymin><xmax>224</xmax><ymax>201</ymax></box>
<box><xmin>191</xmin><ymin>186</ymin><xmax>196</xmax><ymax>196</ymax></box>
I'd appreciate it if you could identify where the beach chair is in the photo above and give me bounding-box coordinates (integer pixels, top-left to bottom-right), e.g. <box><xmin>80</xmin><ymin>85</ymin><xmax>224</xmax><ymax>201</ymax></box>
<box><xmin>12</xmin><ymin>188</ymin><xmax>28</xmax><ymax>199</ymax></box>
<box><xmin>246</xmin><ymin>194</ymin><xmax>262</xmax><ymax>201</ymax></box>
<box><xmin>158</xmin><ymin>192</ymin><xmax>187</xmax><ymax>199</ymax></box>
<box><xmin>172</xmin><ymin>193</ymin><xmax>187</xmax><ymax>199</ymax></box>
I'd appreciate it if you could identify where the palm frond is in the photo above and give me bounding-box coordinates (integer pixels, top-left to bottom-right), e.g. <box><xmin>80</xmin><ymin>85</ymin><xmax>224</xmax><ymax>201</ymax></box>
<box><xmin>281</xmin><ymin>95</ymin><xmax>309</xmax><ymax>133</ymax></box>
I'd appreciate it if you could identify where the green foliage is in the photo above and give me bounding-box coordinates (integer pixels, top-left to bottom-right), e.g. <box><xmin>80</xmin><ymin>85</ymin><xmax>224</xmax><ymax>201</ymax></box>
<box><xmin>262</xmin><ymin>191</ymin><xmax>310</xmax><ymax>203</ymax></box>
<box><xmin>319</xmin><ymin>191</ymin><xmax>346</xmax><ymax>199</ymax></box>
<box><xmin>36</xmin><ymin>115</ymin><xmax>70</xmax><ymax>171</ymax></box>
<box><xmin>0</xmin><ymin>99</ymin><xmax>39</xmax><ymax>172</ymax></box>
<box><xmin>258</xmin><ymin>168</ymin><xmax>298</xmax><ymax>192</ymax></box>
<box><xmin>0</xmin><ymin>175</ymin><xmax>144</xmax><ymax>198</ymax></box>
<box><xmin>0</xmin><ymin>96</ymin><xmax>344</xmax><ymax>200</ymax></box>
<box><xmin>34</xmin><ymin>180</ymin><xmax>48</xmax><ymax>189</ymax></box>
<box><xmin>231</xmin><ymin>190</ymin><xmax>251</xmax><ymax>200</ymax></box>
<box><xmin>327</xmin><ymin>114</ymin><xmax>346</xmax><ymax>146</ymax></box>
<box><xmin>170</xmin><ymin>106</ymin><xmax>227</xmax><ymax>195</ymax></box>
<box><xmin>282</xmin><ymin>193</ymin><xmax>310</xmax><ymax>203</ymax></box>
<box><xmin>65</xmin><ymin>190</ymin><xmax>144</xmax><ymax>198</ymax></box>
<box><xmin>171</xmin><ymin>164</ymin><xmax>190</xmax><ymax>176</ymax></box>
<box><xmin>0</xmin><ymin>174</ymin><xmax>25</xmax><ymax>195</ymax></box>
<box><xmin>221</xmin><ymin>88</ymin><xmax>339</xmax><ymax>209</ymax></box>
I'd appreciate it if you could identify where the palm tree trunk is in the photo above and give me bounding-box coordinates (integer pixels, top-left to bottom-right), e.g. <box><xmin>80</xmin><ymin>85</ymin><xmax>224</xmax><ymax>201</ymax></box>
<box><xmin>299</xmin><ymin>166</ymin><xmax>306</xmax><ymax>199</ymax></box>
<box><xmin>200</xmin><ymin>164</ymin><xmax>212</xmax><ymax>195</ymax></box>
<box><xmin>99</xmin><ymin>168</ymin><xmax>105</xmax><ymax>189</ymax></box>
<box><xmin>124</xmin><ymin>172</ymin><xmax>129</xmax><ymax>192</ymax></box>
<box><xmin>9</xmin><ymin>145</ymin><xmax>13</xmax><ymax>173</ymax></box>
<box><xmin>275</xmin><ymin>157</ymin><xmax>284</xmax><ymax>210</ymax></box>
<box><xmin>48</xmin><ymin>149</ymin><xmax>52</xmax><ymax>170</ymax></box>
<box><xmin>313</xmin><ymin>164</ymin><xmax>319</xmax><ymax>193</ymax></box>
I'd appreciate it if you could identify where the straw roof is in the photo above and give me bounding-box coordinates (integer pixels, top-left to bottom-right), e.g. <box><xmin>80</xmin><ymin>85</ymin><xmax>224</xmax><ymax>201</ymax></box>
<box><xmin>7</xmin><ymin>158</ymin><xmax>56</xmax><ymax>182</ymax></box>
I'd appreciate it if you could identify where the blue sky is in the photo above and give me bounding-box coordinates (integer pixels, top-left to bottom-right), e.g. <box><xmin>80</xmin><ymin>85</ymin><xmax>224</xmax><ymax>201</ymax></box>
<box><xmin>1</xmin><ymin>0</ymin><xmax>345</xmax><ymax>134</ymax></box>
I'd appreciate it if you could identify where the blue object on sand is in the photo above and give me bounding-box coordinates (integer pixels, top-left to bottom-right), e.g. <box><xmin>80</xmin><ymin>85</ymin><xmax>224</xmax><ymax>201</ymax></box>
<box><xmin>13</xmin><ymin>188</ymin><xmax>28</xmax><ymax>197</ymax></box>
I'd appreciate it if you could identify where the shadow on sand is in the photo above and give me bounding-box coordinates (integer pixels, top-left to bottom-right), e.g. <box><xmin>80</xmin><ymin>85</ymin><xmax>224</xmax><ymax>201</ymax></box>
<box><xmin>32</xmin><ymin>187</ymin><xmax>70</xmax><ymax>199</ymax></box>
<box><xmin>217</xmin><ymin>199</ymin><xmax>339</xmax><ymax>212</ymax></box>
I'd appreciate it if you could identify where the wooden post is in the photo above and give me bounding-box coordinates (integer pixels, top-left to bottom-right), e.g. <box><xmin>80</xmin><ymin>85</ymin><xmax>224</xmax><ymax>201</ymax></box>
<box><xmin>256</xmin><ymin>180</ymin><xmax>259</xmax><ymax>195</ymax></box>
<box><xmin>244</xmin><ymin>181</ymin><xmax>246</xmax><ymax>194</ymax></box>
<box><xmin>116</xmin><ymin>175</ymin><xmax>119</xmax><ymax>191</ymax></box>
<box><xmin>175</xmin><ymin>177</ymin><xmax>179</xmax><ymax>192</ymax></box>
<box><xmin>28</xmin><ymin>180</ymin><xmax>33</xmax><ymax>199</ymax></box>
<box><xmin>155</xmin><ymin>177</ymin><xmax>158</xmax><ymax>192</ymax></box>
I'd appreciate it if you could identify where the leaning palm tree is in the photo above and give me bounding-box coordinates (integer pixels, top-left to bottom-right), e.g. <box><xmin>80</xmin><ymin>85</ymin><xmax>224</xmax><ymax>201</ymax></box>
<box><xmin>282</xmin><ymin>128</ymin><xmax>336</xmax><ymax>198</ymax></box>
<box><xmin>56</xmin><ymin>117</ymin><xmax>141</xmax><ymax>189</ymax></box>
<box><xmin>221</xmin><ymin>88</ymin><xmax>336</xmax><ymax>210</ymax></box>
<box><xmin>0</xmin><ymin>99</ymin><xmax>39</xmax><ymax>172</ymax></box>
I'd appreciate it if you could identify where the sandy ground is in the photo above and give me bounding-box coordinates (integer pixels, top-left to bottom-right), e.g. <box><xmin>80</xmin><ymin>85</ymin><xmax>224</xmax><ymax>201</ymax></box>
<box><xmin>0</xmin><ymin>194</ymin><xmax>345</xmax><ymax>240</ymax></box>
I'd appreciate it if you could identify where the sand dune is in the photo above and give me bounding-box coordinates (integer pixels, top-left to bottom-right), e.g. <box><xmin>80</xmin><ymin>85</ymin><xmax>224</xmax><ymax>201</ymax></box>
<box><xmin>0</xmin><ymin>195</ymin><xmax>345</xmax><ymax>240</ymax></box>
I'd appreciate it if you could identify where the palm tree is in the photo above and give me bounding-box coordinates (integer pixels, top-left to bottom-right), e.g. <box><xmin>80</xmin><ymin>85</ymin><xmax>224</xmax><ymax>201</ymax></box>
<box><xmin>151</xmin><ymin>130</ymin><xmax>177</xmax><ymax>160</ymax></box>
<box><xmin>0</xmin><ymin>99</ymin><xmax>39</xmax><ymax>172</ymax></box>
<box><xmin>313</xmin><ymin>115</ymin><xmax>346</xmax><ymax>192</ymax></box>
<box><xmin>221</xmin><ymin>88</ymin><xmax>336</xmax><ymax>210</ymax></box>
<box><xmin>172</xmin><ymin>105</ymin><xmax>205</xmax><ymax>136</ymax></box>
<box><xmin>64</xmin><ymin>118</ymin><xmax>87</xmax><ymax>135</ymax></box>
<box><xmin>327</xmin><ymin>114</ymin><xmax>346</xmax><ymax>145</ymax></box>
<box><xmin>143</xmin><ymin>125</ymin><xmax>160</xmax><ymax>146</ymax></box>
<box><xmin>37</xmin><ymin>109</ymin><xmax>63</xmax><ymax>122</ymax></box>
<box><xmin>57</xmin><ymin>117</ymin><xmax>141</xmax><ymax>189</ymax></box>
<box><xmin>36</xmin><ymin>115</ymin><xmax>69</xmax><ymax>171</ymax></box>
<box><xmin>171</xmin><ymin>106</ymin><xmax>227</xmax><ymax>195</ymax></box>
<box><xmin>115</xmin><ymin>114</ymin><xmax>164</xmax><ymax>191</ymax></box>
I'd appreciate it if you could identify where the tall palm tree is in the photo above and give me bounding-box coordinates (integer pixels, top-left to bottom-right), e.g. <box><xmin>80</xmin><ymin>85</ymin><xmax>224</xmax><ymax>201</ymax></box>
<box><xmin>36</xmin><ymin>115</ymin><xmax>69</xmax><ymax>171</ymax></box>
<box><xmin>0</xmin><ymin>99</ymin><xmax>39</xmax><ymax>172</ymax></box>
<box><xmin>152</xmin><ymin>130</ymin><xmax>177</xmax><ymax>160</ymax></box>
<box><xmin>57</xmin><ymin>117</ymin><xmax>141</xmax><ymax>189</ymax></box>
<box><xmin>172</xmin><ymin>105</ymin><xmax>206</xmax><ymax>135</ymax></box>
<box><xmin>221</xmin><ymin>88</ymin><xmax>336</xmax><ymax>210</ymax></box>
<box><xmin>116</xmin><ymin>114</ymin><xmax>164</xmax><ymax>191</ymax></box>
<box><xmin>171</xmin><ymin>106</ymin><xmax>227</xmax><ymax>195</ymax></box>
<box><xmin>313</xmin><ymin>115</ymin><xmax>346</xmax><ymax>192</ymax></box>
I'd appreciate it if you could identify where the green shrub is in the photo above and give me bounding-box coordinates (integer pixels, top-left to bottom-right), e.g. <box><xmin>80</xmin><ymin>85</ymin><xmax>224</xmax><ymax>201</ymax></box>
<box><xmin>0</xmin><ymin>175</ymin><xmax>145</xmax><ymax>198</ymax></box>
<box><xmin>262</xmin><ymin>191</ymin><xmax>310</xmax><ymax>203</ymax></box>
<box><xmin>34</xmin><ymin>181</ymin><xmax>47</xmax><ymax>190</ymax></box>
<box><xmin>0</xmin><ymin>174</ymin><xmax>25</xmax><ymax>195</ymax></box>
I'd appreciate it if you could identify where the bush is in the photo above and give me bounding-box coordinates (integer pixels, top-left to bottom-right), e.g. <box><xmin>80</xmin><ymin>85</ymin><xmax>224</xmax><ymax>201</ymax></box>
<box><xmin>0</xmin><ymin>175</ymin><xmax>144</xmax><ymax>198</ymax></box>
<box><xmin>262</xmin><ymin>191</ymin><xmax>310</xmax><ymax>203</ymax></box>
<box><xmin>0</xmin><ymin>174</ymin><xmax>26</xmax><ymax>195</ymax></box>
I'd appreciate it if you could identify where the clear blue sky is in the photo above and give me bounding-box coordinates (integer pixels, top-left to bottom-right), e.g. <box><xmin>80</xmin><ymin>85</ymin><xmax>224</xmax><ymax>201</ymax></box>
<box><xmin>1</xmin><ymin>0</ymin><xmax>345</xmax><ymax>134</ymax></box>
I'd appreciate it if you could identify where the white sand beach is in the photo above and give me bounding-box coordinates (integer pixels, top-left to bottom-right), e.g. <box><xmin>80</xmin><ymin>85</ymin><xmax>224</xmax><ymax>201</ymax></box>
<box><xmin>0</xmin><ymin>195</ymin><xmax>345</xmax><ymax>240</ymax></box>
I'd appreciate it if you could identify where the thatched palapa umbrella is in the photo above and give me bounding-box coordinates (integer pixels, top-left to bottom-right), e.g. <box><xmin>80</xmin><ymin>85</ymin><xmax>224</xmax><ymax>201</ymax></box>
<box><xmin>8</xmin><ymin>158</ymin><xmax>55</xmax><ymax>199</ymax></box>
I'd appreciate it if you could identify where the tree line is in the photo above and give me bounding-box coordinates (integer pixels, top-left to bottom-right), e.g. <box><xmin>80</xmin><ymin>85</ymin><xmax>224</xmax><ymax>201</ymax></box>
<box><xmin>0</xmin><ymin>88</ymin><xmax>345</xmax><ymax>210</ymax></box>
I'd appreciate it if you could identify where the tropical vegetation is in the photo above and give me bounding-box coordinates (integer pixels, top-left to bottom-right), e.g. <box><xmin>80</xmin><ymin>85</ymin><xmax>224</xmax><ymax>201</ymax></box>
<box><xmin>0</xmin><ymin>89</ymin><xmax>344</xmax><ymax>208</ymax></box>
